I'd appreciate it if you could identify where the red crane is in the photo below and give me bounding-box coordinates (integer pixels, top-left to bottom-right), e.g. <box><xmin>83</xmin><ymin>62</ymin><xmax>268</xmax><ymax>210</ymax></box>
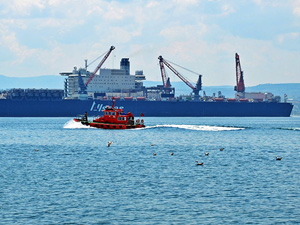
<box><xmin>158</xmin><ymin>56</ymin><xmax>170</xmax><ymax>88</ymax></box>
<box><xmin>234</xmin><ymin>53</ymin><xmax>245</xmax><ymax>93</ymax></box>
<box><xmin>158</xmin><ymin>56</ymin><xmax>202</xmax><ymax>96</ymax></box>
<box><xmin>85</xmin><ymin>46</ymin><xmax>115</xmax><ymax>86</ymax></box>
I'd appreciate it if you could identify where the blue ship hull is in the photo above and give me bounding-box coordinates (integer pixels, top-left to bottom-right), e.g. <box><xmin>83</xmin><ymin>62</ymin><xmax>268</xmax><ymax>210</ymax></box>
<box><xmin>0</xmin><ymin>99</ymin><xmax>293</xmax><ymax>117</ymax></box>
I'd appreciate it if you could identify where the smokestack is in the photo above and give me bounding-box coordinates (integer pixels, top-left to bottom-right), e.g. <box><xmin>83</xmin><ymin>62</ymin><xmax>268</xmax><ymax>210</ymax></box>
<box><xmin>120</xmin><ymin>58</ymin><xmax>130</xmax><ymax>75</ymax></box>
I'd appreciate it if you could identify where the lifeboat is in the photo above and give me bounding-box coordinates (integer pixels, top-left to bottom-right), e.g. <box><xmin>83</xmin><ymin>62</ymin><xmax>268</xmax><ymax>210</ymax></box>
<box><xmin>215</xmin><ymin>98</ymin><xmax>224</xmax><ymax>102</ymax></box>
<box><xmin>227</xmin><ymin>98</ymin><xmax>237</xmax><ymax>102</ymax></box>
<box><xmin>239</xmin><ymin>98</ymin><xmax>249</xmax><ymax>102</ymax></box>
<box><xmin>136</xmin><ymin>97</ymin><xmax>146</xmax><ymax>101</ymax></box>
<box><xmin>124</xmin><ymin>97</ymin><xmax>133</xmax><ymax>101</ymax></box>
<box><xmin>73</xmin><ymin>98</ymin><xmax>145</xmax><ymax>129</ymax></box>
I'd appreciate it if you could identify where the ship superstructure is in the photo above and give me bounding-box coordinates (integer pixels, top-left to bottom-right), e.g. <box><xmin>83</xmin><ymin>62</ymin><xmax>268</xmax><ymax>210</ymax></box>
<box><xmin>61</xmin><ymin>58</ymin><xmax>145</xmax><ymax>100</ymax></box>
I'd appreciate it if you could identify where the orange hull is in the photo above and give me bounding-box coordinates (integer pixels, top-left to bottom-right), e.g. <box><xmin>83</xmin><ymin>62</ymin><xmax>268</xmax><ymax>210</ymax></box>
<box><xmin>73</xmin><ymin>119</ymin><xmax>145</xmax><ymax>129</ymax></box>
<box><xmin>89</xmin><ymin>122</ymin><xmax>145</xmax><ymax>129</ymax></box>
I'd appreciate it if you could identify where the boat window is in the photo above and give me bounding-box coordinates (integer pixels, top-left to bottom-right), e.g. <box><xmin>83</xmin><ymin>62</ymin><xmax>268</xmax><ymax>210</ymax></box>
<box><xmin>118</xmin><ymin>117</ymin><xmax>121</xmax><ymax>120</ymax></box>
<box><xmin>104</xmin><ymin>112</ymin><xmax>108</xmax><ymax>115</ymax></box>
<box><xmin>109</xmin><ymin>112</ymin><xmax>111</xmax><ymax>115</ymax></box>
<box><xmin>112</xmin><ymin>112</ymin><xmax>116</xmax><ymax>116</ymax></box>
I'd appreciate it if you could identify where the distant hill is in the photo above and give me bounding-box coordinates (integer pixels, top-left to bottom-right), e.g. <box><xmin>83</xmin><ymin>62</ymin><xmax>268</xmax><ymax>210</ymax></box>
<box><xmin>0</xmin><ymin>75</ymin><xmax>65</xmax><ymax>89</ymax></box>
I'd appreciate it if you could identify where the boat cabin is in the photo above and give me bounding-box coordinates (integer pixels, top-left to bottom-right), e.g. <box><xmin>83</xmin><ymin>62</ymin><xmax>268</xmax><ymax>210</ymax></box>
<box><xmin>93</xmin><ymin>101</ymin><xmax>134</xmax><ymax>125</ymax></box>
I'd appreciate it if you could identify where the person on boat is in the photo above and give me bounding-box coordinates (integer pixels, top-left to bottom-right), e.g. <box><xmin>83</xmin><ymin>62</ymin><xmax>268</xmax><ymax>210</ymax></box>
<box><xmin>127</xmin><ymin>112</ymin><xmax>134</xmax><ymax>125</ymax></box>
<box><xmin>84</xmin><ymin>112</ymin><xmax>88</xmax><ymax>121</ymax></box>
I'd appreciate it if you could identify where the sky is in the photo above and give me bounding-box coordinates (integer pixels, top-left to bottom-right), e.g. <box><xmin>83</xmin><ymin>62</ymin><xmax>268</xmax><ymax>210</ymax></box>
<box><xmin>0</xmin><ymin>0</ymin><xmax>300</xmax><ymax>86</ymax></box>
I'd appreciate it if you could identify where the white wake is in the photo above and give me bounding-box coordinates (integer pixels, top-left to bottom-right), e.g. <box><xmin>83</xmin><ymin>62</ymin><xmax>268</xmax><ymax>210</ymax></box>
<box><xmin>144</xmin><ymin>124</ymin><xmax>244</xmax><ymax>131</ymax></box>
<box><xmin>63</xmin><ymin>119</ymin><xmax>94</xmax><ymax>129</ymax></box>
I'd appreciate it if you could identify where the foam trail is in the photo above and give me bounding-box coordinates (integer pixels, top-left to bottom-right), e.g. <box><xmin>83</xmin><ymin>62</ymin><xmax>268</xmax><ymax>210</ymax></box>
<box><xmin>144</xmin><ymin>124</ymin><xmax>244</xmax><ymax>131</ymax></box>
<box><xmin>278</xmin><ymin>127</ymin><xmax>300</xmax><ymax>131</ymax></box>
<box><xmin>63</xmin><ymin>119</ymin><xmax>93</xmax><ymax>129</ymax></box>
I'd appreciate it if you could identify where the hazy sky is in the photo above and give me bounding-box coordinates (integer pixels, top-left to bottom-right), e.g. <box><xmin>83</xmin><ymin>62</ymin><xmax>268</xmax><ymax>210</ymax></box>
<box><xmin>0</xmin><ymin>0</ymin><xmax>300</xmax><ymax>86</ymax></box>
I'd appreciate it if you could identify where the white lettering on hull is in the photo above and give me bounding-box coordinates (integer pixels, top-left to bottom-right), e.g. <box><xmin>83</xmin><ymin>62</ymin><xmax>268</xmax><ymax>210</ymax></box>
<box><xmin>90</xmin><ymin>101</ymin><xmax>124</xmax><ymax>112</ymax></box>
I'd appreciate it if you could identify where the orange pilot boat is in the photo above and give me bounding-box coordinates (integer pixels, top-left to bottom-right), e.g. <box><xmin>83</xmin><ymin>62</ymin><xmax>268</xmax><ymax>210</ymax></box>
<box><xmin>73</xmin><ymin>98</ymin><xmax>145</xmax><ymax>129</ymax></box>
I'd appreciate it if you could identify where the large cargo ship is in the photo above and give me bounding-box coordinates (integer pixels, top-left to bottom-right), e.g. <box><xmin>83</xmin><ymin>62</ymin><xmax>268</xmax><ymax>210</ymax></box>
<box><xmin>0</xmin><ymin>98</ymin><xmax>293</xmax><ymax>117</ymax></box>
<box><xmin>0</xmin><ymin>47</ymin><xmax>293</xmax><ymax>117</ymax></box>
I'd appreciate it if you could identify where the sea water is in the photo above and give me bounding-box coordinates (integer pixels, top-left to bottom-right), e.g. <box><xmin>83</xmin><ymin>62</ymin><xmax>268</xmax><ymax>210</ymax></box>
<box><xmin>1</xmin><ymin>117</ymin><xmax>300</xmax><ymax>224</ymax></box>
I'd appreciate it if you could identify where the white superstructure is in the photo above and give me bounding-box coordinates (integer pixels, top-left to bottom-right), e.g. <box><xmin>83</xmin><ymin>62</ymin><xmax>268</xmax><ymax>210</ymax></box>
<box><xmin>62</xmin><ymin>58</ymin><xmax>145</xmax><ymax>99</ymax></box>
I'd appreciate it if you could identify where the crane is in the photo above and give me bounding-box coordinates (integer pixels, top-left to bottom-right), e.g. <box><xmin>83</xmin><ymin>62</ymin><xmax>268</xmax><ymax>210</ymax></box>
<box><xmin>234</xmin><ymin>53</ymin><xmax>245</xmax><ymax>93</ymax></box>
<box><xmin>78</xmin><ymin>46</ymin><xmax>115</xmax><ymax>94</ymax></box>
<box><xmin>158</xmin><ymin>56</ymin><xmax>202</xmax><ymax>97</ymax></box>
<box><xmin>158</xmin><ymin>56</ymin><xmax>170</xmax><ymax>88</ymax></box>
<box><xmin>85</xmin><ymin>46</ymin><xmax>115</xmax><ymax>86</ymax></box>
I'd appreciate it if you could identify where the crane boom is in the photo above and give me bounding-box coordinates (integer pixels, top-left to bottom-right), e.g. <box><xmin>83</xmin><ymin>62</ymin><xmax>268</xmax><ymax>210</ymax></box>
<box><xmin>158</xmin><ymin>56</ymin><xmax>169</xmax><ymax>87</ymax></box>
<box><xmin>158</xmin><ymin>56</ymin><xmax>195</xmax><ymax>90</ymax></box>
<box><xmin>85</xmin><ymin>46</ymin><xmax>115</xmax><ymax>86</ymax></box>
<box><xmin>234</xmin><ymin>53</ymin><xmax>245</xmax><ymax>92</ymax></box>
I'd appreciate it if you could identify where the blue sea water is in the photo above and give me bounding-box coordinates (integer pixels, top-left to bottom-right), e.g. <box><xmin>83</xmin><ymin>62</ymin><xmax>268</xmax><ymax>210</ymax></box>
<box><xmin>1</xmin><ymin>117</ymin><xmax>300</xmax><ymax>224</ymax></box>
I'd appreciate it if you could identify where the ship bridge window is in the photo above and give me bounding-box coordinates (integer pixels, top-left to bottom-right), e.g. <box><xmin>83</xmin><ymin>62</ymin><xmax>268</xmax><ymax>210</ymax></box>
<box><xmin>112</xmin><ymin>112</ymin><xmax>116</xmax><ymax>116</ymax></box>
<box><xmin>109</xmin><ymin>112</ymin><xmax>112</xmax><ymax>115</ymax></box>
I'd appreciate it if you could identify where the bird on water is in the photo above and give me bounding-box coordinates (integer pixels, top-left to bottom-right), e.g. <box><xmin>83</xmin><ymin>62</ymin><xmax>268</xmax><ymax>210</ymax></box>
<box><xmin>195</xmin><ymin>160</ymin><xmax>204</xmax><ymax>166</ymax></box>
<box><xmin>108</xmin><ymin>141</ymin><xmax>113</xmax><ymax>147</ymax></box>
